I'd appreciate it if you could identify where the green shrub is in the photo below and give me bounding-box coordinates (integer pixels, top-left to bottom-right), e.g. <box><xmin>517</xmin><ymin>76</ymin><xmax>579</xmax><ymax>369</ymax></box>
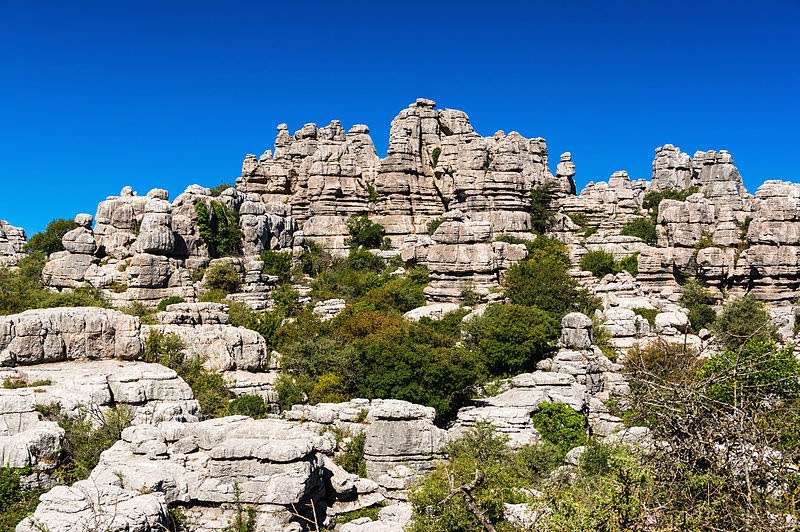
<box><xmin>227</xmin><ymin>302</ymin><xmax>283</xmax><ymax>351</ymax></box>
<box><xmin>617</xmin><ymin>252</ymin><xmax>639</xmax><ymax>277</ymax></box>
<box><xmin>503</xmin><ymin>244</ymin><xmax>597</xmax><ymax>321</ymax></box>
<box><xmin>299</xmin><ymin>240</ymin><xmax>332</xmax><ymax>276</ymax></box>
<box><xmin>208</xmin><ymin>182</ymin><xmax>232</xmax><ymax>197</ymax></box>
<box><xmin>620</xmin><ymin>217</ymin><xmax>657</xmax><ymax>245</ymax></box>
<box><xmin>346</xmin><ymin>215</ymin><xmax>387</xmax><ymax>250</ymax></box>
<box><xmin>260</xmin><ymin>250</ymin><xmax>293</xmax><ymax>282</ymax></box>
<box><xmin>309</xmin><ymin>373</ymin><xmax>348</xmax><ymax>404</ymax></box>
<box><xmin>465</xmin><ymin>303</ymin><xmax>558</xmax><ymax>376</ymax></box>
<box><xmin>23</xmin><ymin>218</ymin><xmax>78</xmax><ymax>256</ymax></box>
<box><xmin>530</xmin><ymin>183</ymin><xmax>558</xmax><ymax>234</ymax></box>
<box><xmin>537</xmin><ymin>442</ymin><xmax>650</xmax><ymax>531</ymax></box>
<box><xmin>531</xmin><ymin>402</ymin><xmax>587</xmax><ymax>457</ymax></box>
<box><xmin>0</xmin><ymin>253</ymin><xmax>109</xmax><ymax>315</ymax></box>
<box><xmin>0</xmin><ymin>465</ymin><xmax>46</xmax><ymax>530</ymax></box>
<box><xmin>430</xmin><ymin>146</ymin><xmax>442</xmax><ymax>168</ymax></box>
<box><xmin>409</xmin><ymin>423</ymin><xmax>541</xmax><ymax>532</ymax></box>
<box><xmin>711</xmin><ymin>295</ymin><xmax>777</xmax><ymax>351</ymax></box>
<box><xmin>335</xmin><ymin>431</ymin><xmax>367</xmax><ymax>477</ymax></box>
<box><xmin>194</xmin><ymin>199</ymin><xmax>242</xmax><ymax>256</ymax></box>
<box><xmin>680</xmin><ymin>279</ymin><xmax>716</xmax><ymax>332</ymax></box>
<box><xmin>120</xmin><ymin>300</ymin><xmax>158</xmax><ymax>324</ymax></box>
<box><xmin>632</xmin><ymin>307</ymin><xmax>658</xmax><ymax>326</ymax></box>
<box><xmin>157</xmin><ymin>296</ymin><xmax>186</xmax><ymax>311</ymax></box>
<box><xmin>580</xmin><ymin>249</ymin><xmax>617</xmax><ymax>278</ymax></box>
<box><xmin>203</xmin><ymin>261</ymin><xmax>241</xmax><ymax>294</ymax></box>
<box><xmin>698</xmin><ymin>340</ymin><xmax>800</xmax><ymax>406</ymax></box>
<box><xmin>35</xmin><ymin>403</ymin><xmax>133</xmax><ymax>484</ymax></box>
<box><xmin>367</xmin><ymin>184</ymin><xmax>379</xmax><ymax>202</ymax></box>
<box><xmin>227</xmin><ymin>394</ymin><xmax>269</xmax><ymax>418</ymax></box>
<box><xmin>427</xmin><ymin>218</ymin><xmax>445</xmax><ymax>236</ymax></box>
<box><xmin>270</xmin><ymin>284</ymin><xmax>301</xmax><ymax>316</ymax></box>
<box><xmin>362</xmin><ymin>273</ymin><xmax>427</xmax><ymax>313</ymax></box>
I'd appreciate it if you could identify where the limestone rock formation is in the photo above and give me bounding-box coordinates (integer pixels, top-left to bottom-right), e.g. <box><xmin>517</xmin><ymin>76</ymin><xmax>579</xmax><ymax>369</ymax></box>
<box><xmin>0</xmin><ymin>307</ymin><xmax>143</xmax><ymax>366</ymax></box>
<box><xmin>19</xmin><ymin>417</ymin><xmax>329</xmax><ymax>532</ymax></box>
<box><xmin>239</xmin><ymin>120</ymin><xmax>377</xmax><ymax>254</ymax></box>
<box><xmin>559</xmin><ymin>170</ymin><xmax>647</xmax><ymax>234</ymax></box>
<box><xmin>404</xmin><ymin>216</ymin><xmax>527</xmax><ymax>303</ymax></box>
<box><xmin>0</xmin><ymin>359</ymin><xmax>199</xmax><ymax>475</ymax></box>
<box><xmin>0</xmin><ymin>219</ymin><xmax>26</xmax><ymax>267</ymax></box>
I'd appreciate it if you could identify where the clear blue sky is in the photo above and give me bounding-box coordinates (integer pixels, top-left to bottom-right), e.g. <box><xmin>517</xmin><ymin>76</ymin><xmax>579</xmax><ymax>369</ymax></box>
<box><xmin>1</xmin><ymin>1</ymin><xmax>798</xmax><ymax>235</ymax></box>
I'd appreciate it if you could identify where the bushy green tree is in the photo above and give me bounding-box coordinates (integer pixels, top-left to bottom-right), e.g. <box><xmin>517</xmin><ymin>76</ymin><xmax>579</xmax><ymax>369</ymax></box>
<box><xmin>259</xmin><ymin>250</ymin><xmax>293</xmax><ymax>282</ymax></box>
<box><xmin>680</xmin><ymin>279</ymin><xmax>716</xmax><ymax>332</ymax></box>
<box><xmin>531</xmin><ymin>402</ymin><xmax>588</xmax><ymax>457</ymax></box>
<box><xmin>227</xmin><ymin>394</ymin><xmax>269</xmax><ymax>418</ymax></box>
<box><xmin>346</xmin><ymin>214</ymin><xmax>387</xmax><ymax>249</ymax></box>
<box><xmin>203</xmin><ymin>261</ymin><xmax>241</xmax><ymax>294</ymax></box>
<box><xmin>580</xmin><ymin>249</ymin><xmax>617</xmax><ymax>278</ymax></box>
<box><xmin>23</xmin><ymin>218</ymin><xmax>78</xmax><ymax>256</ymax></box>
<box><xmin>530</xmin><ymin>183</ymin><xmax>557</xmax><ymax>234</ymax></box>
<box><xmin>194</xmin><ymin>199</ymin><xmax>242</xmax><ymax>256</ymax></box>
<box><xmin>465</xmin><ymin>303</ymin><xmax>558</xmax><ymax>376</ymax></box>
<box><xmin>620</xmin><ymin>217</ymin><xmax>657</xmax><ymax>245</ymax></box>
<box><xmin>711</xmin><ymin>294</ymin><xmax>777</xmax><ymax>351</ymax></box>
<box><xmin>156</xmin><ymin>296</ymin><xmax>186</xmax><ymax>311</ymax></box>
<box><xmin>410</xmin><ymin>424</ymin><xmax>563</xmax><ymax>532</ymax></box>
<box><xmin>503</xmin><ymin>251</ymin><xmax>596</xmax><ymax>321</ymax></box>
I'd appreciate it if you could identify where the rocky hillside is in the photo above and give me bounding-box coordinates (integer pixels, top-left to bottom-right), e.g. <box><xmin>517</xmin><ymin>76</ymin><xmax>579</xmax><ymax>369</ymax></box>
<box><xmin>1</xmin><ymin>98</ymin><xmax>798</xmax><ymax>531</ymax></box>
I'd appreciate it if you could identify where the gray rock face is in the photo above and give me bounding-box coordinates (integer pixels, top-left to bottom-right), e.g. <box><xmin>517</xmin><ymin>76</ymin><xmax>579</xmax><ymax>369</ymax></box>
<box><xmin>560</xmin><ymin>312</ymin><xmax>593</xmax><ymax>349</ymax></box>
<box><xmin>0</xmin><ymin>307</ymin><xmax>143</xmax><ymax>366</ymax></box>
<box><xmin>405</xmin><ymin>217</ymin><xmax>527</xmax><ymax>303</ymax></box>
<box><xmin>16</xmin><ymin>483</ymin><xmax>170</xmax><ymax>532</ymax></box>
<box><xmin>143</xmin><ymin>323</ymin><xmax>271</xmax><ymax>373</ymax></box>
<box><xmin>0</xmin><ymin>360</ymin><xmax>198</xmax><ymax>473</ymax></box>
<box><xmin>19</xmin><ymin>417</ymin><xmax>326</xmax><ymax>532</ymax></box>
<box><xmin>559</xmin><ymin>170</ymin><xmax>647</xmax><ymax>235</ymax></box>
<box><xmin>364</xmin><ymin>400</ymin><xmax>446</xmax><ymax>497</ymax></box>
<box><xmin>0</xmin><ymin>220</ymin><xmax>26</xmax><ymax>267</ymax></box>
<box><xmin>238</xmin><ymin>99</ymin><xmax>566</xmax><ymax>253</ymax></box>
<box><xmin>240</xmin><ymin>120</ymin><xmax>377</xmax><ymax>254</ymax></box>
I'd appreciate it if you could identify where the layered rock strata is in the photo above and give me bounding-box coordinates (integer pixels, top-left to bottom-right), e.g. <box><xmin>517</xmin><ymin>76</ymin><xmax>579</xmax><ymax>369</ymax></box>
<box><xmin>19</xmin><ymin>417</ymin><xmax>330</xmax><ymax>532</ymax></box>
<box><xmin>0</xmin><ymin>219</ymin><xmax>26</xmax><ymax>267</ymax></box>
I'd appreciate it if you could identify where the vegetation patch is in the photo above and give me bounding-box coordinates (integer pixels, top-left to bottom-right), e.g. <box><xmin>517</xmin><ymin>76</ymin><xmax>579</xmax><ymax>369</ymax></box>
<box><xmin>620</xmin><ymin>217</ymin><xmax>657</xmax><ymax>245</ymax></box>
<box><xmin>194</xmin><ymin>199</ymin><xmax>242</xmax><ymax>257</ymax></box>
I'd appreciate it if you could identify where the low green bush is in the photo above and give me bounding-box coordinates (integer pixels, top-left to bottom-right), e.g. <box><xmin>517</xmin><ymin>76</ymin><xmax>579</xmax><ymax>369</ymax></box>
<box><xmin>580</xmin><ymin>249</ymin><xmax>617</xmax><ymax>278</ymax></box>
<box><xmin>227</xmin><ymin>395</ymin><xmax>269</xmax><ymax>419</ymax></box>
<box><xmin>531</xmin><ymin>402</ymin><xmax>588</xmax><ymax>457</ymax></box>
<box><xmin>620</xmin><ymin>217</ymin><xmax>657</xmax><ymax>245</ymax></box>
<box><xmin>0</xmin><ymin>253</ymin><xmax>109</xmax><ymax>315</ymax></box>
<box><xmin>711</xmin><ymin>295</ymin><xmax>777</xmax><ymax>351</ymax></box>
<box><xmin>632</xmin><ymin>307</ymin><xmax>657</xmax><ymax>326</ymax></box>
<box><xmin>203</xmin><ymin>261</ymin><xmax>241</xmax><ymax>294</ymax></box>
<box><xmin>260</xmin><ymin>250</ymin><xmax>293</xmax><ymax>282</ymax></box>
<box><xmin>679</xmin><ymin>279</ymin><xmax>716</xmax><ymax>332</ymax></box>
<box><xmin>157</xmin><ymin>296</ymin><xmax>186</xmax><ymax>311</ymax></box>
<box><xmin>335</xmin><ymin>431</ymin><xmax>367</xmax><ymax>478</ymax></box>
